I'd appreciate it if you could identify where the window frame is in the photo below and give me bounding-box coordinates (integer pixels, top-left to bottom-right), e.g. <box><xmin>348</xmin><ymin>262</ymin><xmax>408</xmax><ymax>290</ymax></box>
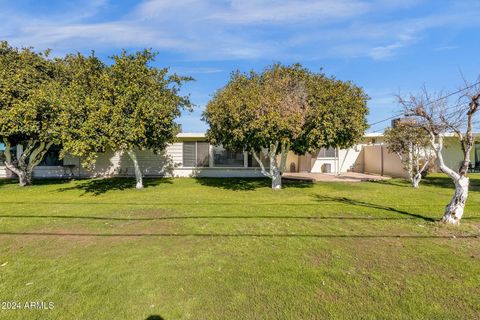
<box><xmin>211</xmin><ymin>145</ymin><xmax>246</xmax><ymax>168</ymax></box>
<box><xmin>317</xmin><ymin>147</ymin><xmax>337</xmax><ymax>159</ymax></box>
<box><xmin>182</xmin><ymin>141</ymin><xmax>271</xmax><ymax>169</ymax></box>
<box><xmin>38</xmin><ymin>145</ymin><xmax>64</xmax><ymax>167</ymax></box>
<box><xmin>0</xmin><ymin>143</ymin><xmax>17</xmax><ymax>164</ymax></box>
<box><xmin>182</xmin><ymin>141</ymin><xmax>211</xmax><ymax>168</ymax></box>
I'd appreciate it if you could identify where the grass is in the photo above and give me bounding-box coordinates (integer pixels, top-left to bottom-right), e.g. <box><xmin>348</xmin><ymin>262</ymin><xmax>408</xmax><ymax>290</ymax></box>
<box><xmin>0</xmin><ymin>174</ymin><xmax>479</xmax><ymax>319</ymax></box>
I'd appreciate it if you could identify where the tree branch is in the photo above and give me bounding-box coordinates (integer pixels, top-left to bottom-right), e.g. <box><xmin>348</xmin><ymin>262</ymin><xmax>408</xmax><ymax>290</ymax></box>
<box><xmin>252</xmin><ymin>149</ymin><xmax>271</xmax><ymax>178</ymax></box>
<box><xmin>433</xmin><ymin>134</ymin><xmax>459</xmax><ymax>180</ymax></box>
<box><xmin>279</xmin><ymin>142</ymin><xmax>290</xmax><ymax>173</ymax></box>
<box><xmin>29</xmin><ymin>141</ymin><xmax>54</xmax><ymax>170</ymax></box>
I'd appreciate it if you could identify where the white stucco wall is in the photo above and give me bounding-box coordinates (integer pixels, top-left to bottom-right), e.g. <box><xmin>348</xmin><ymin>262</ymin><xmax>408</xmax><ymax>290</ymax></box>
<box><xmin>22</xmin><ymin>142</ymin><xmax>265</xmax><ymax>179</ymax></box>
<box><xmin>311</xmin><ymin>158</ymin><xmax>337</xmax><ymax>173</ymax></box>
<box><xmin>440</xmin><ymin>137</ymin><xmax>475</xmax><ymax>172</ymax></box>
<box><xmin>362</xmin><ymin>144</ymin><xmax>409</xmax><ymax>178</ymax></box>
<box><xmin>1</xmin><ymin>134</ymin><xmax>474</xmax><ymax>180</ymax></box>
<box><xmin>338</xmin><ymin>145</ymin><xmax>364</xmax><ymax>173</ymax></box>
<box><xmin>0</xmin><ymin>165</ymin><xmax>10</xmax><ymax>178</ymax></box>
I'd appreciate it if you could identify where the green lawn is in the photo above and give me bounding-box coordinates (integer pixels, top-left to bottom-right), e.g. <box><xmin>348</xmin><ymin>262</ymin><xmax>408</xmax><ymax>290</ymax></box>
<box><xmin>0</xmin><ymin>174</ymin><xmax>479</xmax><ymax>319</ymax></box>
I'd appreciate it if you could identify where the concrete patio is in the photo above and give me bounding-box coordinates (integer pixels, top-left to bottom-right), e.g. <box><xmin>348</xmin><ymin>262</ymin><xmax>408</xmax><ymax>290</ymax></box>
<box><xmin>282</xmin><ymin>172</ymin><xmax>390</xmax><ymax>182</ymax></box>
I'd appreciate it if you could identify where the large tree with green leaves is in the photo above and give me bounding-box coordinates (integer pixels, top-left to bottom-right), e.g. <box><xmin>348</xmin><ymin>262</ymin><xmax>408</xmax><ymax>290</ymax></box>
<box><xmin>204</xmin><ymin>64</ymin><xmax>369</xmax><ymax>189</ymax></box>
<box><xmin>0</xmin><ymin>41</ymin><xmax>64</xmax><ymax>186</ymax></box>
<box><xmin>96</xmin><ymin>50</ymin><xmax>192</xmax><ymax>188</ymax></box>
<box><xmin>58</xmin><ymin>52</ymin><xmax>109</xmax><ymax>168</ymax></box>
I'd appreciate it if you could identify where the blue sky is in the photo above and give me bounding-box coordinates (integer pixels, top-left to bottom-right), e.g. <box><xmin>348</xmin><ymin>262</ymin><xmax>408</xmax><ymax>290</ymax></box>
<box><xmin>1</xmin><ymin>0</ymin><xmax>480</xmax><ymax>133</ymax></box>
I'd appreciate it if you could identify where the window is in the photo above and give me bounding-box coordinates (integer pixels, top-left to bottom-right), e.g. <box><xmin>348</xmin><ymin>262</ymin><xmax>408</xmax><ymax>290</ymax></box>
<box><xmin>39</xmin><ymin>145</ymin><xmax>63</xmax><ymax>166</ymax></box>
<box><xmin>213</xmin><ymin>146</ymin><xmax>244</xmax><ymax>167</ymax></box>
<box><xmin>196</xmin><ymin>142</ymin><xmax>209</xmax><ymax>167</ymax></box>
<box><xmin>182</xmin><ymin>141</ymin><xmax>210</xmax><ymax>167</ymax></box>
<box><xmin>0</xmin><ymin>143</ymin><xmax>16</xmax><ymax>164</ymax></box>
<box><xmin>0</xmin><ymin>143</ymin><xmax>5</xmax><ymax>163</ymax></box>
<box><xmin>248</xmin><ymin>154</ymin><xmax>260</xmax><ymax>167</ymax></box>
<box><xmin>247</xmin><ymin>151</ymin><xmax>269</xmax><ymax>168</ymax></box>
<box><xmin>317</xmin><ymin>147</ymin><xmax>336</xmax><ymax>158</ymax></box>
<box><xmin>183</xmin><ymin>142</ymin><xmax>196</xmax><ymax>167</ymax></box>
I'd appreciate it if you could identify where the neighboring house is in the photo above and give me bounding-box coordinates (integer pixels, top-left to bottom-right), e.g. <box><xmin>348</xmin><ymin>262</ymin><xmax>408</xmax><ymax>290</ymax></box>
<box><xmin>0</xmin><ymin>132</ymin><xmax>478</xmax><ymax>179</ymax></box>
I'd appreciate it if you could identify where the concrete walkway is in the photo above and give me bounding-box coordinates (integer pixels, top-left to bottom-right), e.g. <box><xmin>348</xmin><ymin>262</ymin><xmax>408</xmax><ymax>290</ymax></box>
<box><xmin>282</xmin><ymin>172</ymin><xmax>390</xmax><ymax>182</ymax></box>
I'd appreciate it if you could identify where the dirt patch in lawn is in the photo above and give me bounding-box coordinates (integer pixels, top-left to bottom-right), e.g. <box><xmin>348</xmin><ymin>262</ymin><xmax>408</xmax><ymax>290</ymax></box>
<box><xmin>1</xmin><ymin>217</ymin><xmax>176</xmax><ymax>258</ymax></box>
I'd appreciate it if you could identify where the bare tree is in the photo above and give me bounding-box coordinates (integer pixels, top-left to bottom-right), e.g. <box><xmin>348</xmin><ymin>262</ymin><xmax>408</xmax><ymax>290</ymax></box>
<box><xmin>400</xmin><ymin>83</ymin><xmax>480</xmax><ymax>224</ymax></box>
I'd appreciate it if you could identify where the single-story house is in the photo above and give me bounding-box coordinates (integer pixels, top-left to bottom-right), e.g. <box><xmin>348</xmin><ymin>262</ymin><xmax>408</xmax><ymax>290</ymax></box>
<box><xmin>0</xmin><ymin>132</ymin><xmax>478</xmax><ymax>180</ymax></box>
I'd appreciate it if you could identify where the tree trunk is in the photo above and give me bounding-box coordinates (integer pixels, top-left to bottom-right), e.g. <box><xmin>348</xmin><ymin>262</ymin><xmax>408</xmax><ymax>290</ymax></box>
<box><xmin>4</xmin><ymin>162</ymin><xmax>32</xmax><ymax>187</ymax></box>
<box><xmin>2</xmin><ymin>139</ymin><xmax>53</xmax><ymax>187</ymax></box>
<box><xmin>18</xmin><ymin>170</ymin><xmax>33</xmax><ymax>187</ymax></box>
<box><xmin>442</xmin><ymin>176</ymin><xmax>469</xmax><ymax>225</ymax></box>
<box><xmin>268</xmin><ymin>143</ymin><xmax>283</xmax><ymax>190</ymax></box>
<box><xmin>126</xmin><ymin>149</ymin><xmax>144</xmax><ymax>189</ymax></box>
<box><xmin>271</xmin><ymin>165</ymin><xmax>282</xmax><ymax>190</ymax></box>
<box><xmin>429</xmin><ymin>134</ymin><xmax>470</xmax><ymax>224</ymax></box>
<box><xmin>412</xmin><ymin>172</ymin><xmax>421</xmax><ymax>188</ymax></box>
<box><xmin>251</xmin><ymin>143</ymin><xmax>286</xmax><ymax>190</ymax></box>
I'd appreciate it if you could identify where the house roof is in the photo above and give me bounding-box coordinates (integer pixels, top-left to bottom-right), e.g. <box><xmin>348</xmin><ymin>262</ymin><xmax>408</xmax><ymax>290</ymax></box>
<box><xmin>176</xmin><ymin>132</ymin><xmax>206</xmax><ymax>138</ymax></box>
<box><xmin>177</xmin><ymin>132</ymin><xmax>480</xmax><ymax>140</ymax></box>
<box><xmin>364</xmin><ymin>132</ymin><xmax>384</xmax><ymax>137</ymax></box>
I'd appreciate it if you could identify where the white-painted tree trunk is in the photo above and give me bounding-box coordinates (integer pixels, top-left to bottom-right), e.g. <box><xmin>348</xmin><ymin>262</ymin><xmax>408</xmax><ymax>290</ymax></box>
<box><xmin>412</xmin><ymin>172</ymin><xmax>421</xmax><ymax>188</ymax></box>
<box><xmin>268</xmin><ymin>145</ymin><xmax>282</xmax><ymax>190</ymax></box>
<box><xmin>126</xmin><ymin>149</ymin><xmax>143</xmax><ymax>189</ymax></box>
<box><xmin>2</xmin><ymin>139</ymin><xmax>52</xmax><ymax>187</ymax></box>
<box><xmin>399</xmin><ymin>143</ymin><xmax>431</xmax><ymax>189</ymax></box>
<box><xmin>4</xmin><ymin>162</ymin><xmax>31</xmax><ymax>186</ymax></box>
<box><xmin>271</xmin><ymin>164</ymin><xmax>282</xmax><ymax>190</ymax></box>
<box><xmin>442</xmin><ymin>176</ymin><xmax>469</xmax><ymax>225</ymax></box>
<box><xmin>431</xmin><ymin>134</ymin><xmax>470</xmax><ymax>224</ymax></box>
<box><xmin>251</xmin><ymin>142</ymin><xmax>289</xmax><ymax>190</ymax></box>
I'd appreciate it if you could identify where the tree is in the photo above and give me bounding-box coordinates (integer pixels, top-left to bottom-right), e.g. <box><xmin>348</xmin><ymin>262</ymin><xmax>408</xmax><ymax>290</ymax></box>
<box><xmin>400</xmin><ymin>85</ymin><xmax>480</xmax><ymax>224</ymax></box>
<box><xmin>58</xmin><ymin>53</ymin><xmax>110</xmax><ymax>168</ymax></box>
<box><xmin>0</xmin><ymin>41</ymin><xmax>64</xmax><ymax>186</ymax></box>
<box><xmin>99</xmin><ymin>50</ymin><xmax>192</xmax><ymax>189</ymax></box>
<box><xmin>204</xmin><ymin>64</ymin><xmax>369</xmax><ymax>189</ymax></box>
<box><xmin>384</xmin><ymin>120</ymin><xmax>435</xmax><ymax>188</ymax></box>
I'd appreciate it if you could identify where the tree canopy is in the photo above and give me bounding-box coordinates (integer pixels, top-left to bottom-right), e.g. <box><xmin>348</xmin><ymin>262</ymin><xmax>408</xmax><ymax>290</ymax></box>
<box><xmin>0</xmin><ymin>41</ymin><xmax>64</xmax><ymax>185</ymax></box>
<box><xmin>203</xmin><ymin>63</ymin><xmax>369</xmax><ymax>189</ymax></box>
<box><xmin>61</xmin><ymin>50</ymin><xmax>193</xmax><ymax>188</ymax></box>
<box><xmin>59</xmin><ymin>53</ymin><xmax>109</xmax><ymax>167</ymax></box>
<box><xmin>384</xmin><ymin>120</ymin><xmax>434</xmax><ymax>188</ymax></box>
<box><xmin>0</xmin><ymin>42</ymin><xmax>193</xmax><ymax>187</ymax></box>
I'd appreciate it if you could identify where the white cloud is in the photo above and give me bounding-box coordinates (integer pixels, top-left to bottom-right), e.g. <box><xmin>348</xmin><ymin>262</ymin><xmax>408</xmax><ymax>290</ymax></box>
<box><xmin>208</xmin><ymin>0</ymin><xmax>371</xmax><ymax>24</ymax></box>
<box><xmin>0</xmin><ymin>0</ymin><xmax>479</xmax><ymax>61</ymax></box>
<box><xmin>14</xmin><ymin>22</ymin><xmax>193</xmax><ymax>51</ymax></box>
<box><xmin>368</xmin><ymin>34</ymin><xmax>417</xmax><ymax>60</ymax></box>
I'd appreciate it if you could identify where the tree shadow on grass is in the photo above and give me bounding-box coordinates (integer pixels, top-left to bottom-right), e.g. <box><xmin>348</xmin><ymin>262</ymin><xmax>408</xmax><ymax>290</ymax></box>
<box><xmin>421</xmin><ymin>176</ymin><xmax>480</xmax><ymax>191</ymax></box>
<box><xmin>370</xmin><ymin>179</ymin><xmax>413</xmax><ymax>188</ymax></box>
<box><xmin>1</xmin><ymin>214</ymin><xmax>452</xmax><ymax>221</ymax></box>
<box><xmin>146</xmin><ymin>315</ymin><xmax>165</xmax><ymax>320</ymax></box>
<box><xmin>314</xmin><ymin>194</ymin><xmax>436</xmax><ymax>222</ymax></box>
<box><xmin>372</xmin><ymin>174</ymin><xmax>480</xmax><ymax>191</ymax></box>
<box><xmin>1</xmin><ymin>231</ymin><xmax>478</xmax><ymax>239</ymax></box>
<box><xmin>57</xmin><ymin>177</ymin><xmax>173</xmax><ymax>196</ymax></box>
<box><xmin>194</xmin><ymin>177</ymin><xmax>313</xmax><ymax>191</ymax></box>
<box><xmin>0</xmin><ymin>178</ymin><xmax>73</xmax><ymax>188</ymax></box>
<box><xmin>0</xmin><ymin>179</ymin><xmax>19</xmax><ymax>187</ymax></box>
